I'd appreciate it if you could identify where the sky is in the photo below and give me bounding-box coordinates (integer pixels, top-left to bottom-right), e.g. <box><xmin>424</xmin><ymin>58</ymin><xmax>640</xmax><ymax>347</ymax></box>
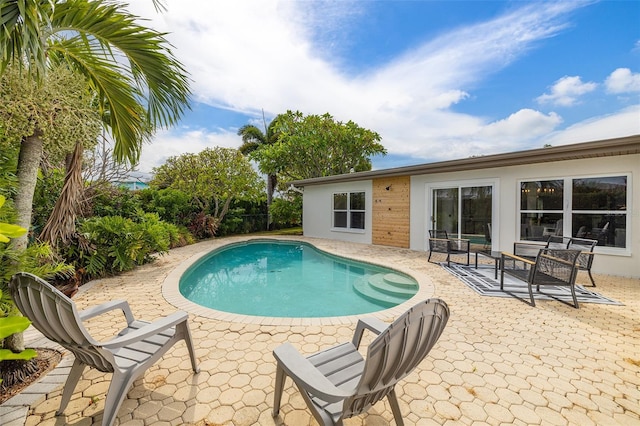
<box><xmin>126</xmin><ymin>0</ymin><xmax>640</xmax><ymax>174</ymax></box>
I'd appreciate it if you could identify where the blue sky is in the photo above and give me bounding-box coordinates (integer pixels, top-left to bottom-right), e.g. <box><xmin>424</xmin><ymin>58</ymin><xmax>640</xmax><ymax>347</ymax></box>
<box><xmin>128</xmin><ymin>1</ymin><xmax>640</xmax><ymax>173</ymax></box>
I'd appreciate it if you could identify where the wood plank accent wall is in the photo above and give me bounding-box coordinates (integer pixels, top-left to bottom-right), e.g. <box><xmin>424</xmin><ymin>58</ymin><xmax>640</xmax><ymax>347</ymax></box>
<box><xmin>372</xmin><ymin>176</ymin><xmax>410</xmax><ymax>248</ymax></box>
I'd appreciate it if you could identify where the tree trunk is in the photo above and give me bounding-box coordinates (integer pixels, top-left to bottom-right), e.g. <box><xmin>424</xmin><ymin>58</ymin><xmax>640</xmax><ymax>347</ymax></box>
<box><xmin>40</xmin><ymin>142</ymin><xmax>84</xmax><ymax>246</ymax></box>
<box><xmin>13</xmin><ymin>130</ymin><xmax>44</xmax><ymax>251</ymax></box>
<box><xmin>6</xmin><ymin>129</ymin><xmax>44</xmax><ymax>353</ymax></box>
<box><xmin>266</xmin><ymin>173</ymin><xmax>277</xmax><ymax>230</ymax></box>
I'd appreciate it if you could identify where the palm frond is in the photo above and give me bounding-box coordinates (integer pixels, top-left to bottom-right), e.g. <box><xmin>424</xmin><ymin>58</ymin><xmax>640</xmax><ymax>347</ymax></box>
<box><xmin>0</xmin><ymin>0</ymin><xmax>53</xmax><ymax>77</ymax></box>
<box><xmin>51</xmin><ymin>0</ymin><xmax>190</xmax><ymax>129</ymax></box>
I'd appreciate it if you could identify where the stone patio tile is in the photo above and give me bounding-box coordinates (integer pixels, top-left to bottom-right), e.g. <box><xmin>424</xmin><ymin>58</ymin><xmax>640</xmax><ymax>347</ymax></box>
<box><xmin>2</xmin><ymin>236</ymin><xmax>638</xmax><ymax>426</ymax></box>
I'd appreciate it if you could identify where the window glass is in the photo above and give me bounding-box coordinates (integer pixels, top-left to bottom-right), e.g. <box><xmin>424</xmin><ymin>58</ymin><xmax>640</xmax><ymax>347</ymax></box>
<box><xmin>333</xmin><ymin>212</ymin><xmax>347</xmax><ymax>228</ymax></box>
<box><xmin>520</xmin><ymin>213</ymin><xmax>563</xmax><ymax>241</ymax></box>
<box><xmin>333</xmin><ymin>193</ymin><xmax>347</xmax><ymax>210</ymax></box>
<box><xmin>520</xmin><ymin>180</ymin><xmax>563</xmax><ymax>210</ymax></box>
<box><xmin>572</xmin><ymin>213</ymin><xmax>626</xmax><ymax>248</ymax></box>
<box><xmin>350</xmin><ymin>192</ymin><xmax>365</xmax><ymax>210</ymax></box>
<box><xmin>573</xmin><ymin>177</ymin><xmax>627</xmax><ymax>211</ymax></box>
<box><xmin>350</xmin><ymin>212</ymin><xmax>365</xmax><ymax>229</ymax></box>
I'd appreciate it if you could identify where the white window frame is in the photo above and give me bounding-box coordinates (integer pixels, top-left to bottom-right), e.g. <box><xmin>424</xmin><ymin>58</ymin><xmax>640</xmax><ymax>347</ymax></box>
<box><xmin>332</xmin><ymin>191</ymin><xmax>366</xmax><ymax>233</ymax></box>
<box><xmin>517</xmin><ymin>173</ymin><xmax>631</xmax><ymax>255</ymax></box>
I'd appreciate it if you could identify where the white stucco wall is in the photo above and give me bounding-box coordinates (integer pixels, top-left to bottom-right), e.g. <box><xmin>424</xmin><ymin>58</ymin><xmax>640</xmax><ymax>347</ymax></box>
<box><xmin>299</xmin><ymin>153</ymin><xmax>638</xmax><ymax>277</ymax></box>
<box><xmin>302</xmin><ymin>181</ymin><xmax>373</xmax><ymax>244</ymax></box>
<box><xmin>410</xmin><ymin>154</ymin><xmax>639</xmax><ymax>278</ymax></box>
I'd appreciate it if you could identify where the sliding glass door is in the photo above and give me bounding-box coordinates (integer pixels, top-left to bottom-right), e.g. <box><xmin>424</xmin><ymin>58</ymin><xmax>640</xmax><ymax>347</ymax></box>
<box><xmin>432</xmin><ymin>185</ymin><xmax>493</xmax><ymax>247</ymax></box>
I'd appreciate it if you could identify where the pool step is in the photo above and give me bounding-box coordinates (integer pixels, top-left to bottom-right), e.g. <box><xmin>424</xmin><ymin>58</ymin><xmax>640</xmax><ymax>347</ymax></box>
<box><xmin>353</xmin><ymin>273</ymin><xmax>418</xmax><ymax>307</ymax></box>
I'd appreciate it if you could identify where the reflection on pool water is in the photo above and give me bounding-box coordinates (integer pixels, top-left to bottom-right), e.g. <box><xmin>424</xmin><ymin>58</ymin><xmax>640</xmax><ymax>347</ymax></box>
<box><xmin>179</xmin><ymin>239</ymin><xmax>419</xmax><ymax>317</ymax></box>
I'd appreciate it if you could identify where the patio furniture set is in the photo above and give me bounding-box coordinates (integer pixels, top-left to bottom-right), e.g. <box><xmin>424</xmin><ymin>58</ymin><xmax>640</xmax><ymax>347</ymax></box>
<box><xmin>427</xmin><ymin>230</ymin><xmax>598</xmax><ymax>309</ymax></box>
<box><xmin>8</xmin><ymin>272</ymin><xmax>450</xmax><ymax>426</ymax></box>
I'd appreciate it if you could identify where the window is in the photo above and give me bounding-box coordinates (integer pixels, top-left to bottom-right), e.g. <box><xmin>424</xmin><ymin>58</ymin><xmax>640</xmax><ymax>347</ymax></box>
<box><xmin>572</xmin><ymin>176</ymin><xmax>627</xmax><ymax>248</ymax></box>
<box><xmin>333</xmin><ymin>192</ymin><xmax>365</xmax><ymax>230</ymax></box>
<box><xmin>519</xmin><ymin>175</ymin><xmax>628</xmax><ymax>249</ymax></box>
<box><xmin>520</xmin><ymin>180</ymin><xmax>564</xmax><ymax>241</ymax></box>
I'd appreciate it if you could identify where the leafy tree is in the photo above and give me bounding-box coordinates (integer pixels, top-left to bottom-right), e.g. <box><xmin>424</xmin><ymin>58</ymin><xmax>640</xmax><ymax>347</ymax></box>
<box><xmin>152</xmin><ymin>147</ymin><xmax>265</xmax><ymax>237</ymax></box>
<box><xmin>251</xmin><ymin>110</ymin><xmax>387</xmax><ymax>182</ymax></box>
<box><xmin>137</xmin><ymin>187</ymin><xmax>199</xmax><ymax>228</ymax></box>
<box><xmin>0</xmin><ymin>63</ymin><xmax>102</xmax><ymax>248</ymax></box>
<box><xmin>0</xmin><ymin>0</ymin><xmax>190</xmax><ymax>250</ymax></box>
<box><xmin>237</xmin><ymin>111</ymin><xmax>282</xmax><ymax>229</ymax></box>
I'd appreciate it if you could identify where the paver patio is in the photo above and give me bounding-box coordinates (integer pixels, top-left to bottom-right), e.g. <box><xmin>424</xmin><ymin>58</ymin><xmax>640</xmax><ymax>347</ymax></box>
<box><xmin>2</xmin><ymin>235</ymin><xmax>639</xmax><ymax>425</ymax></box>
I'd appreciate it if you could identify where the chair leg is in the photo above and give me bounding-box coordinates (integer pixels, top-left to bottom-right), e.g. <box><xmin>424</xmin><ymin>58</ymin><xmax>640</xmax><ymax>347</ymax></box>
<box><xmin>101</xmin><ymin>371</ymin><xmax>136</xmax><ymax>426</ymax></box>
<box><xmin>570</xmin><ymin>285</ymin><xmax>579</xmax><ymax>309</ymax></box>
<box><xmin>387</xmin><ymin>388</ymin><xmax>405</xmax><ymax>426</ymax></box>
<box><xmin>178</xmin><ymin>322</ymin><xmax>200</xmax><ymax>373</ymax></box>
<box><xmin>527</xmin><ymin>283</ymin><xmax>536</xmax><ymax>307</ymax></box>
<box><xmin>588</xmin><ymin>270</ymin><xmax>596</xmax><ymax>287</ymax></box>
<box><xmin>57</xmin><ymin>358</ymin><xmax>86</xmax><ymax>415</ymax></box>
<box><xmin>272</xmin><ymin>364</ymin><xmax>286</xmax><ymax>417</ymax></box>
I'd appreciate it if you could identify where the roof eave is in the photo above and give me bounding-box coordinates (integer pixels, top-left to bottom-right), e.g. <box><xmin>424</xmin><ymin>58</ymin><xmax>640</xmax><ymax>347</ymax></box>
<box><xmin>289</xmin><ymin>134</ymin><xmax>640</xmax><ymax>187</ymax></box>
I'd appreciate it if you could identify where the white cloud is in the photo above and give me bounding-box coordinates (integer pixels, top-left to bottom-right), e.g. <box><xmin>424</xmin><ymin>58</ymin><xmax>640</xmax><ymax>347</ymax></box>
<box><xmin>138</xmin><ymin>127</ymin><xmax>240</xmax><ymax>172</ymax></box>
<box><xmin>605</xmin><ymin>68</ymin><xmax>640</xmax><ymax>94</ymax></box>
<box><xmin>536</xmin><ymin>76</ymin><xmax>597</xmax><ymax>107</ymax></box>
<box><xmin>124</xmin><ymin>1</ymin><xmax>638</xmax><ymax>172</ymax></box>
<box><xmin>541</xmin><ymin>105</ymin><xmax>640</xmax><ymax>146</ymax></box>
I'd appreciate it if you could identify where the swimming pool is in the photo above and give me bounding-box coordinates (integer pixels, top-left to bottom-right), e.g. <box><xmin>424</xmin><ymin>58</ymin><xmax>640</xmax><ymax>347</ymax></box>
<box><xmin>179</xmin><ymin>239</ymin><xmax>419</xmax><ymax>317</ymax></box>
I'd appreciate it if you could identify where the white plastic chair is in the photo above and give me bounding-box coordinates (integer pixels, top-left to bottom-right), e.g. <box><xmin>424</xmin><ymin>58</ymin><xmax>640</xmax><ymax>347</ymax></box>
<box><xmin>9</xmin><ymin>272</ymin><xmax>199</xmax><ymax>426</ymax></box>
<box><xmin>272</xmin><ymin>298</ymin><xmax>450</xmax><ymax>425</ymax></box>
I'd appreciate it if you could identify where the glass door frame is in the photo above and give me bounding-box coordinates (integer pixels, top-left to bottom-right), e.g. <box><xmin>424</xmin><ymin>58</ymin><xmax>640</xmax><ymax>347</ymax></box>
<box><xmin>426</xmin><ymin>178</ymin><xmax>499</xmax><ymax>250</ymax></box>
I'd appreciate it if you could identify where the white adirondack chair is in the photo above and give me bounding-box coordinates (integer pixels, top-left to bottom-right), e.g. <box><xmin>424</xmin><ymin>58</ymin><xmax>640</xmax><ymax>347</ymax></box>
<box><xmin>272</xmin><ymin>298</ymin><xmax>450</xmax><ymax>425</ymax></box>
<box><xmin>9</xmin><ymin>272</ymin><xmax>199</xmax><ymax>426</ymax></box>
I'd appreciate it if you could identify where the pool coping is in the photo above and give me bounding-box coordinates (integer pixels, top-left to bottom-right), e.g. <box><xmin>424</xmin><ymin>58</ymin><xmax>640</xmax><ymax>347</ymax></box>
<box><xmin>162</xmin><ymin>236</ymin><xmax>436</xmax><ymax>325</ymax></box>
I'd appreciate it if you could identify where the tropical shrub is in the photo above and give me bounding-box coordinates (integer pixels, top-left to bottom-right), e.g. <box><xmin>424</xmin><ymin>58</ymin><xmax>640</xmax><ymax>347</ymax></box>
<box><xmin>88</xmin><ymin>185</ymin><xmax>143</xmax><ymax>219</ymax></box>
<box><xmin>137</xmin><ymin>188</ymin><xmax>198</xmax><ymax>227</ymax></box>
<box><xmin>217</xmin><ymin>199</ymin><xmax>268</xmax><ymax>236</ymax></box>
<box><xmin>270</xmin><ymin>196</ymin><xmax>302</xmax><ymax>229</ymax></box>
<box><xmin>67</xmin><ymin>213</ymin><xmax>191</xmax><ymax>279</ymax></box>
<box><xmin>0</xmin><ymin>194</ymin><xmax>73</xmax><ymax>356</ymax></box>
<box><xmin>31</xmin><ymin>169</ymin><xmax>65</xmax><ymax>237</ymax></box>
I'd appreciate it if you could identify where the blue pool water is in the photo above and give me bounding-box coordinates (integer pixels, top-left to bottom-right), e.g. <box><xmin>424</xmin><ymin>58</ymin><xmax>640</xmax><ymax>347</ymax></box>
<box><xmin>179</xmin><ymin>240</ymin><xmax>419</xmax><ymax>317</ymax></box>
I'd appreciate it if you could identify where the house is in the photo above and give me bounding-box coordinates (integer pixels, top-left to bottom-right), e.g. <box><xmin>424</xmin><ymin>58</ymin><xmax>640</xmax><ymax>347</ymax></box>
<box><xmin>114</xmin><ymin>172</ymin><xmax>151</xmax><ymax>191</ymax></box>
<box><xmin>289</xmin><ymin>135</ymin><xmax>640</xmax><ymax>278</ymax></box>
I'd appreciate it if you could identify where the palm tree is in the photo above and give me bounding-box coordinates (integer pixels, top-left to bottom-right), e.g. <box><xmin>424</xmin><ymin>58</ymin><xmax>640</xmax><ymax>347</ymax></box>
<box><xmin>0</xmin><ymin>0</ymin><xmax>190</xmax><ymax>251</ymax></box>
<box><xmin>0</xmin><ymin>0</ymin><xmax>189</xmax><ymax>351</ymax></box>
<box><xmin>238</xmin><ymin>112</ymin><xmax>281</xmax><ymax>230</ymax></box>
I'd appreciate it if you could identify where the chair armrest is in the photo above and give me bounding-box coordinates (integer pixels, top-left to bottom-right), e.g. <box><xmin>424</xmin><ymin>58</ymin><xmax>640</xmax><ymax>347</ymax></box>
<box><xmin>79</xmin><ymin>300</ymin><xmax>135</xmax><ymax>324</ymax></box>
<box><xmin>273</xmin><ymin>343</ymin><xmax>351</xmax><ymax>403</ymax></box>
<box><xmin>100</xmin><ymin>311</ymin><xmax>189</xmax><ymax>349</ymax></box>
<box><xmin>501</xmin><ymin>252</ymin><xmax>535</xmax><ymax>265</ymax></box>
<box><xmin>351</xmin><ymin>317</ymin><xmax>389</xmax><ymax>348</ymax></box>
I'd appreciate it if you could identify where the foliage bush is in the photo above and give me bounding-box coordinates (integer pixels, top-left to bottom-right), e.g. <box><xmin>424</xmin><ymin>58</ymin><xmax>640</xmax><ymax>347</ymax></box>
<box><xmin>87</xmin><ymin>184</ymin><xmax>143</xmax><ymax>219</ymax></box>
<box><xmin>66</xmin><ymin>213</ymin><xmax>190</xmax><ymax>279</ymax></box>
<box><xmin>270</xmin><ymin>196</ymin><xmax>302</xmax><ymax>229</ymax></box>
<box><xmin>31</xmin><ymin>169</ymin><xmax>65</xmax><ymax>236</ymax></box>
<box><xmin>137</xmin><ymin>188</ymin><xmax>197</xmax><ymax>227</ymax></box>
<box><xmin>217</xmin><ymin>199</ymin><xmax>268</xmax><ymax>236</ymax></box>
